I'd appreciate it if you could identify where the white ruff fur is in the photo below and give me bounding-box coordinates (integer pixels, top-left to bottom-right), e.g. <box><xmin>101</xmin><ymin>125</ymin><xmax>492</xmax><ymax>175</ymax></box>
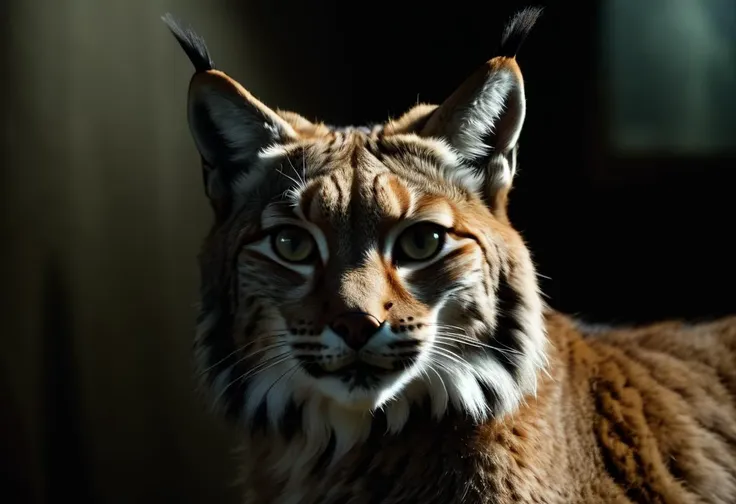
<box><xmin>193</xmin><ymin>274</ymin><xmax>547</xmax><ymax>499</ymax></box>
<box><xmin>191</xmin><ymin>189</ymin><xmax>549</xmax><ymax>504</ymax></box>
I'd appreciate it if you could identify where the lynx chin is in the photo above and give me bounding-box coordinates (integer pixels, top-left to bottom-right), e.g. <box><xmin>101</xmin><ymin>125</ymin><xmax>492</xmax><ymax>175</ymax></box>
<box><xmin>163</xmin><ymin>7</ymin><xmax>736</xmax><ymax>504</ymax></box>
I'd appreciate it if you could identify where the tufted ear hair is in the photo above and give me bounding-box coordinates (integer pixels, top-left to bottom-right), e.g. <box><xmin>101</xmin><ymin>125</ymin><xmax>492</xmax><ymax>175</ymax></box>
<box><xmin>420</xmin><ymin>7</ymin><xmax>542</xmax><ymax>212</ymax></box>
<box><xmin>162</xmin><ymin>14</ymin><xmax>300</xmax><ymax>218</ymax></box>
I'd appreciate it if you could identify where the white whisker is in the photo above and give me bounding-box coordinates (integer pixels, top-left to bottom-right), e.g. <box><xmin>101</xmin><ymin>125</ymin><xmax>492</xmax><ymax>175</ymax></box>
<box><xmin>212</xmin><ymin>352</ymin><xmax>293</xmax><ymax>406</ymax></box>
<box><xmin>197</xmin><ymin>334</ymin><xmax>285</xmax><ymax>377</ymax></box>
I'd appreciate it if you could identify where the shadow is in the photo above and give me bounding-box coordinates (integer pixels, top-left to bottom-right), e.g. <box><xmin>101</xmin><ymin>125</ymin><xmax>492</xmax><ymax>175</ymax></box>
<box><xmin>41</xmin><ymin>254</ymin><xmax>92</xmax><ymax>504</ymax></box>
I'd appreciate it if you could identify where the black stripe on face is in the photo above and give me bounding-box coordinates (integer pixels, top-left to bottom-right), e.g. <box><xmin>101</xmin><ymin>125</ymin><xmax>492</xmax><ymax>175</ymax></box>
<box><xmin>488</xmin><ymin>276</ymin><xmax>525</xmax><ymax>380</ymax></box>
<box><xmin>405</xmin><ymin>246</ymin><xmax>476</xmax><ymax>306</ymax></box>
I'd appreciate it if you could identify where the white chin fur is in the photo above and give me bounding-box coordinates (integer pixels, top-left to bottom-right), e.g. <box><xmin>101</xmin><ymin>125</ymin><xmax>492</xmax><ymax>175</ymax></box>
<box><xmin>197</xmin><ymin>282</ymin><xmax>547</xmax><ymax>492</ymax></box>
<box><xmin>239</xmin><ymin>336</ymin><xmax>539</xmax><ymax>498</ymax></box>
<box><xmin>237</xmin><ymin>323</ymin><xmax>539</xmax><ymax>461</ymax></box>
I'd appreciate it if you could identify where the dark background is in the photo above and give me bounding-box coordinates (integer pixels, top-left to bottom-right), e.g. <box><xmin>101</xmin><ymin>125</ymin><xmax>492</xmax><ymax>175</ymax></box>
<box><xmin>2</xmin><ymin>0</ymin><xmax>734</xmax><ymax>503</ymax></box>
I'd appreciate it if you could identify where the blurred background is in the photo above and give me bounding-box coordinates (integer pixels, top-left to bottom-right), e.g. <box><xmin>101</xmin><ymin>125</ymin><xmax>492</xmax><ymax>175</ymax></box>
<box><xmin>1</xmin><ymin>0</ymin><xmax>734</xmax><ymax>502</ymax></box>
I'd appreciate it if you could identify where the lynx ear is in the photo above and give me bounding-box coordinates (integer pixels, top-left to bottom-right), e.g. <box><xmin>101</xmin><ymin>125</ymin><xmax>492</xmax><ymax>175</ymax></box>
<box><xmin>163</xmin><ymin>13</ymin><xmax>298</xmax><ymax>216</ymax></box>
<box><xmin>187</xmin><ymin>71</ymin><xmax>297</xmax><ymax>192</ymax></box>
<box><xmin>421</xmin><ymin>7</ymin><xmax>542</xmax><ymax>206</ymax></box>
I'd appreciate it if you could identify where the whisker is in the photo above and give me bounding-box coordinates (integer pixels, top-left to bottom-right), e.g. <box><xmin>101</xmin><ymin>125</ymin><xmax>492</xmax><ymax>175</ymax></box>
<box><xmin>433</xmin><ymin>334</ymin><xmax>485</xmax><ymax>350</ymax></box>
<box><xmin>285</xmin><ymin>154</ymin><xmax>306</xmax><ymax>186</ymax></box>
<box><xmin>424</xmin><ymin>355</ymin><xmax>457</xmax><ymax>376</ymax></box>
<box><xmin>197</xmin><ymin>334</ymin><xmax>285</xmax><ymax>376</ymax></box>
<box><xmin>426</xmin><ymin>323</ymin><xmax>469</xmax><ymax>333</ymax></box>
<box><xmin>435</xmin><ymin>332</ymin><xmax>522</xmax><ymax>356</ymax></box>
<box><xmin>238</xmin><ymin>353</ymin><xmax>293</xmax><ymax>382</ymax></box>
<box><xmin>425</xmin><ymin>346</ymin><xmax>474</xmax><ymax>371</ymax></box>
<box><xmin>198</xmin><ymin>324</ymin><xmax>323</xmax><ymax>378</ymax></box>
<box><xmin>434</xmin><ymin>333</ymin><xmax>522</xmax><ymax>368</ymax></box>
<box><xmin>264</xmin><ymin>362</ymin><xmax>302</xmax><ymax>399</ymax></box>
<box><xmin>276</xmin><ymin>165</ymin><xmax>304</xmax><ymax>188</ymax></box>
<box><xmin>426</xmin><ymin>363</ymin><xmax>448</xmax><ymax>399</ymax></box>
<box><xmin>223</xmin><ymin>342</ymin><xmax>292</xmax><ymax>372</ymax></box>
<box><xmin>434</xmin><ymin>336</ymin><xmax>517</xmax><ymax>367</ymax></box>
<box><xmin>213</xmin><ymin>352</ymin><xmax>293</xmax><ymax>406</ymax></box>
<box><xmin>433</xmin><ymin>328</ymin><xmax>525</xmax><ymax>356</ymax></box>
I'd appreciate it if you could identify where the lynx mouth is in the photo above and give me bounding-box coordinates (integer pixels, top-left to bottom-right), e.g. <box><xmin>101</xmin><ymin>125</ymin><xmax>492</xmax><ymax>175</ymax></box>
<box><xmin>299</xmin><ymin>358</ymin><xmax>392</xmax><ymax>383</ymax></box>
<box><xmin>335</xmin><ymin>362</ymin><xmax>390</xmax><ymax>389</ymax></box>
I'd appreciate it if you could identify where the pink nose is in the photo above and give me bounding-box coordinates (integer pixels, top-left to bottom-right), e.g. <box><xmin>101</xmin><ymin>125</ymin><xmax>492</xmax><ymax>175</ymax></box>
<box><xmin>329</xmin><ymin>312</ymin><xmax>381</xmax><ymax>349</ymax></box>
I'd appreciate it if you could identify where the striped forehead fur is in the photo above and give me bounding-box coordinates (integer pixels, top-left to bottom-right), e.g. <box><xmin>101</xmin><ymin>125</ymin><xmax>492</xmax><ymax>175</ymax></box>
<box><xmin>228</xmin><ymin>132</ymin><xmax>484</xmax><ymax>213</ymax></box>
<box><xmin>310</xmin><ymin>134</ymin><xmax>480</xmax><ymax>192</ymax></box>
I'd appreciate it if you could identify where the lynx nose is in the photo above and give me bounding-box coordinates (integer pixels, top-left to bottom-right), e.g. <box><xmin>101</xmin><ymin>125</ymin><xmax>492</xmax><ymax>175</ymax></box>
<box><xmin>329</xmin><ymin>312</ymin><xmax>381</xmax><ymax>350</ymax></box>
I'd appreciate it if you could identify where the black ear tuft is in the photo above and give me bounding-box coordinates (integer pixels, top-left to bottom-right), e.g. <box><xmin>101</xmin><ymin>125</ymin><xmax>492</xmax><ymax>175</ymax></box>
<box><xmin>496</xmin><ymin>6</ymin><xmax>544</xmax><ymax>58</ymax></box>
<box><xmin>161</xmin><ymin>13</ymin><xmax>215</xmax><ymax>73</ymax></box>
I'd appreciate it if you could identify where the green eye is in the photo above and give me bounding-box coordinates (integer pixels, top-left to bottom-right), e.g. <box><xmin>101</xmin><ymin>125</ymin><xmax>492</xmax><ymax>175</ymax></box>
<box><xmin>272</xmin><ymin>226</ymin><xmax>316</xmax><ymax>263</ymax></box>
<box><xmin>395</xmin><ymin>223</ymin><xmax>446</xmax><ymax>263</ymax></box>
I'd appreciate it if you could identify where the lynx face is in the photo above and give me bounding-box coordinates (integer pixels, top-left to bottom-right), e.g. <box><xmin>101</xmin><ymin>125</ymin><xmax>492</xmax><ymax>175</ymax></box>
<box><xmin>166</xmin><ymin>8</ymin><xmax>547</xmax><ymax>453</ymax></box>
<box><xmin>232</xmin><ymin>132</ymin><xmax>528</xmax><ymax>417</ymax></box>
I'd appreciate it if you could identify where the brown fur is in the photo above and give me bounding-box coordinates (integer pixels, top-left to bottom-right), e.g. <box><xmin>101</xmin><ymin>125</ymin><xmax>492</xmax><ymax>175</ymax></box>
<box><xmin>238</xmin><ymin>313</ymin><xmax>736</xmax><ymax>503</ymax></box>
<box><xmin>189</xmin><ymin>92</ymin><xmax>736</xmax><ymax>504</ymax></box>
<box><xmin>165</xmin><ymin>8</ymin><xmax>736</xmax><ymax>503</ymax></box>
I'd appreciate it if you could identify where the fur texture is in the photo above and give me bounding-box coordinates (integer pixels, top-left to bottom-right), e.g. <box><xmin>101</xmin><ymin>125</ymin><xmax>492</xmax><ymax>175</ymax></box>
<box><xmin>165</xmin><ymin>7</ymin><xmax>736</xmax><ymax>503</ymax></box>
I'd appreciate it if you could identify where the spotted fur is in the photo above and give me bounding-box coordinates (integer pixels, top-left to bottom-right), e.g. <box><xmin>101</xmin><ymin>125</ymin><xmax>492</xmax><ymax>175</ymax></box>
<box><xmin>165</xmin><ymin>7</ymin><xmax>736</xmax><ymax>503</ymax></box>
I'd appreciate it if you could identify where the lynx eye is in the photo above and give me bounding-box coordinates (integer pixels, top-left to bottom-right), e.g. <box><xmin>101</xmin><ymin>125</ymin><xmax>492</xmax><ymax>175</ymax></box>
<box><xmin>272</xmin><ymin>226</ymin><xmax>316</xmax><ymax>263</ymax></box>
<box><xmin>395</xmin><ymin>223</ymin><xmax>446</xmax><ymax>263</ymax></box>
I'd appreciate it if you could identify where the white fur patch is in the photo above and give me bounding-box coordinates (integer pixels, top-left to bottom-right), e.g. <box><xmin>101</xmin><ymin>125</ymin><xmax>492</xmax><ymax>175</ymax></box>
<box><xmin>421</xmin><ymin>137</ymin><xmax>485</xmax><ymax>193</ymax></box>
<box><xmin>239</xmin><ymin>303</ymin><xmax>540</xmax><ymax>474</ymax></box>
<box><xmin>194</xmin><ymin>289</ymin><xmax>547</xmax><ymax>502</ymax></box>
<box><xmin>450</xmin><ymin>70</ymin><xmax>520</xmax><ymax>159</ymax></box>
<box><xmin>440</xmin><ymin>67</ymin><xmax>527</xmax><ymax>193</ymax></box>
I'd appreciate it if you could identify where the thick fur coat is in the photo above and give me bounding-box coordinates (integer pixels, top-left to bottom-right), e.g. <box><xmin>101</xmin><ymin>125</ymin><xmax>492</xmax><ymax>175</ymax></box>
<box><xmin>163</xmin><ymin>8</ymin><xmax>736</xmax><ymax>503</ymax></box>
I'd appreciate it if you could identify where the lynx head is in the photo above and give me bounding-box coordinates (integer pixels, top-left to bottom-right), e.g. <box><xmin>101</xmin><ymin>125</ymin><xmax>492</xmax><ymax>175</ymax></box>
<box><xmin>165</xmin><ymin>7</ymin><xmax>547</xmax><ymax>457</ymax></box>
